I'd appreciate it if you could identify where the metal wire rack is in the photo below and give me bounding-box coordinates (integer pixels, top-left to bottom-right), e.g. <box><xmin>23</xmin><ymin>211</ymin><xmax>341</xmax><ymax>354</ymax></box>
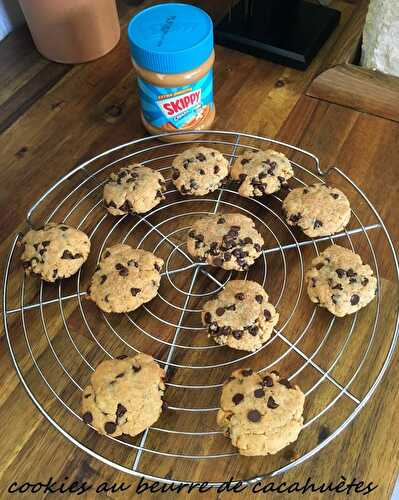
<box><xmin>3</xmin><ymin>130</ymin><xmax>399</xmax><ymax>486</ymax></box>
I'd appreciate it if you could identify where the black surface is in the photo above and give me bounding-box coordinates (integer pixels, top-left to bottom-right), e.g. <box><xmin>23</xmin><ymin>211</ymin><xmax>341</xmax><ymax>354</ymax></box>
<box><xmin>214</xmin><ymin>0</ymin><xmax>341</xmax><ymax>70</ymax></box>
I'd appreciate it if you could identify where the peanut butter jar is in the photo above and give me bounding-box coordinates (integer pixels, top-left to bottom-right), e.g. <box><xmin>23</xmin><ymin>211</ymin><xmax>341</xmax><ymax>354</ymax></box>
<box><xmin>128</xmin><ymin>3</ymin><xmax>215</xmax><ymax>141</ymax></box>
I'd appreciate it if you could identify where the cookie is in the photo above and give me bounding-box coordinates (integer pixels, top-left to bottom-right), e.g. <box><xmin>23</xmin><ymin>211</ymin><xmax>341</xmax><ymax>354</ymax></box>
<box><xmin>171</xmin><ymin>146</ymin><xmax>229</xmax><ymax>196</ymax></box>
<box><xmin>202</xmin><ymin>280</ymin><xmax>279</xmax><ymax>352</ymax></box>
<box><xmin>231</xmin><ymin>149</ymin><xmax>293</xmax><ymax>197</ymax></box>
<box><xmin>282</xmin><ymin>183</ymin><xmax>351</xmax><ymax>237</ymax></box>
<box><xmin>82</xmin><ymin>353</ymin><xmax>165</xmax><ymax>438</ymax></box>
<box><xmin>187</xmin><ymin>213</ymin><xmax>264</xmax><ymax>271</ymax></box>
<box><xmin>86</xmin><ymin>244</ymin><xmax>163</xmax><ymax>313</ymax></box>
<box><xmin>20</xmin><ymin>223</ymin><xmax>90</xmax><ymax>282</ymax></box>
<box><xmin>103</xmin><ymin>164</ymin><xmax>166</xmax><ymax>216</ymax></box>
<box><xmin>305</xmin><ymin>244</ymin><xmax>377</xmax><ymax>317</ymax></box>
<box><xmin>217</xmin><ymin>369</ymin><xmax>305</xmax><ymax>456</ymax></box>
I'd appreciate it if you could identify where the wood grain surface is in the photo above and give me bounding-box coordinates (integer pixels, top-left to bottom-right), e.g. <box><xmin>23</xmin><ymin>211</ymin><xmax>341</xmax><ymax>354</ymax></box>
<box><xmin>308</xmin><ymin>63</ymin><xmax>399</xmax><ymax>123</ymax></box>
<box><xmin>1</xmin><ymin>1</ymin><xmax>398</xmax><ymax>499</ymax></box>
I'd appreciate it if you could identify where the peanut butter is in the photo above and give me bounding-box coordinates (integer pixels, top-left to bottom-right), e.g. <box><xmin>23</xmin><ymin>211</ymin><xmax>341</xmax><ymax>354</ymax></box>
<box><xmin>128</xmin><ymin>3</ymin><xmax>215</xmax><ymax>141</ymax></box>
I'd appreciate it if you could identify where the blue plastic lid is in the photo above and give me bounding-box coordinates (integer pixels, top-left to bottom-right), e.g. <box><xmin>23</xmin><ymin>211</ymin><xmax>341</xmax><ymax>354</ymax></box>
<box><xmin>128</xmin><ymin>3</ymin><xmax>213</xmax><ymax>74</ymax></box>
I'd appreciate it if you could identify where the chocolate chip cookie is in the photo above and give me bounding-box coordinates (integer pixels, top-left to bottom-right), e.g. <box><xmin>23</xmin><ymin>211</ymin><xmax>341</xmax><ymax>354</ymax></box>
<box><xmin>82</xmin><ymin>353</ymin><xmax>165</xmax><ymax>438</ymax></box>
<box><xmin>202</xmin><ymin>280</ymin><xmax>279</xmax><ymax>352</ymax></box>
<box><xmin>20</xmin><ymin>223</ymin><xmax>90</xmax><ymax>282</ymax></box>
<box><xmin>231</xmin><ymin>149</ymin><xmax>293</xmax><ymax>197</ymax></box>
<box><xmin>282</xmin><ymin>183</ymin><xmax>351</xmax><ymax>237</ymax></box>
<box><xmin>103</xmin><ymin>164</ymin><xmax>166</xmax><ymax>216</ymax></box>
<box><xmin>305</xmin><ymin>244</ymin><xmax>377</xmax><ymax>317</ymax></box>
<box><xmin>187</xmin><ymin>213</ymin><xmax>264</xmax><ymax>271</ymax></box>
<box><xmin>171</xmin><ymin>146</ymin><xmax>229</xmax><ymax>196</ymax></box>
<box><xmin>86</xmin><ymin>244</ymin><xmax>163</xmax><ymax>313</ymax></box>
<box><xmin>217</xmin><ymin>368</ymin><xmax>305</xmax><ymax>456</ymax></box>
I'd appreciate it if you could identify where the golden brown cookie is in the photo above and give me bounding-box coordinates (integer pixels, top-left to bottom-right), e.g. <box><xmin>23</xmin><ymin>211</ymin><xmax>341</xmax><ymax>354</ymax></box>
<box><xmin>217</xmin><ymin>369</ymin><xmax>305</xmax><ymax>456</ymax></box>
<box><xmin>82</xmin><ymin>353</ymin><xmax>165</xmax><ymax>438</ymax></box>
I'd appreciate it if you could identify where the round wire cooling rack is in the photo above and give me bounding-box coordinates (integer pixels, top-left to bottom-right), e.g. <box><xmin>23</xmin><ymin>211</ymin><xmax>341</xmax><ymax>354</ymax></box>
<box><xmin>3</xmin><ymin>130</ymin><xmax>399</xmax><ymax>487</ymax></box>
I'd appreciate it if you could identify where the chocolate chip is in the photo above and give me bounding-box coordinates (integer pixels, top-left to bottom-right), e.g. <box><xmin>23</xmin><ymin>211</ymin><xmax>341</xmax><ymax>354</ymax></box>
<box><xmin>182</xmin><ymin>159</ymin><xmax>191</xmax><ymax>169</ymax></box>
<box><xmin>216</xmin><ymin>307</ymin><xmax>225</xmax><ymax>316</ymax></box>
<box><xmin>232</xmin><ymin>393</ymin><xmax>244</xmax><ymax>405</ymax></box>
<box><xmin>199</xmin><ymin>169</ymin><xmax>205</xmax><ymax>175</ymax></box>
<box><xmin>53</xmin><ymin>269</ymin><xmax>58</xmax><ymax>279</ymax></box>
<box><xmin>132</xmin><ymin>365</ymin><xmax>141</xmax><ymax>373</ymax></box>
<box><xmin>232</xmin><ymin>330</ymin><xmax>242</xmax><ymax>339</ymax></box>
<box><xmin>248</xmin><ymin>325</ymin><xmax>258</xmax><ymax>336</ymax></box>
<box><xmin>267</xmin><ymin>396</ymin><xmax>279</xmax><ymax>409</ymax></box>
<box><xmin>116</xmin><ymin>403</ymin><xmax>127</xmax><ymax>419</ymax></box>
<box><xmin>313</xmin><ymin>219</ymin><xmax>323</xmax><ymax>229</ymax></box>
<box><xmin>262</xmin><ymin>376</ymin><xmax>273</xmax><ymax>387</ymax></box>
<box><xmin>204</xmin><ymin>312</ymin><xmax>212</xmax><ymax>323</ymax></box>
<box><xmin>214</xmin><ymin>165</ymin><xmax>220</xmax><ymax>174</ymax></box>
<box><xmin>103</xmin><ymin>251</ymin><xmax>110</xmax><ymax>258</ymax></box>
<box><xmin>217</xmin><ymin>217</ymin><xmax>225</xmax><ymax>224</ymax></box>
<box><xmin>331</xmin><ymin>193</ymin><xmax>339</xmax><ymax>199</ymax></box>
<box><xmin>239</xmin><ymin>173</ymin><xmax>247</xmax><ymax>182</ymax></box>
<box><xmin>311</xmin><ymin>277</ymin><xmax>317</xmax><ymax>287</ymax></box>
<box><xmin>188</xmin><ymin>230</ymin><xmax>196</xmax><ymax>238</ymax></box>
<box><xmin>241</xmin><ymin>159</ymin><xmax>250</xmax><ymax>165</ymax></box>
<box><xmin>224</xmin><ymin>252</ymin><xmax>231</xmax><ymax>261</ymax></box>
<box><xmin>289</xmin><ymin>213</ymin><xmax>302</xmax><ymax>223</ymax></box>
<box><xmin>247</xmin><ymin>409</ymin><xmax>261</xmax><ymax>422</ymax></box>
<box><xmin>116</xmin><ymin>372</ymin><xmax>125</xmax><ymax>379</ymax></box>
<box><xmin>104</xmin><ymin>422</ymin><xmax>117</xmax><ymax>434</ymax></box>
<box><xmin>196</xmin><ymin>153</ymin><xmax>206</xmax><ymax>162</ymax></box>
<box><xmin>131</xmin><ymin>288</ymin><xmax>141</xmax><ymax>296</ymax></box>
<box><xmin>349</xmin><ymin>277</ymin><xmax>357</xmax><ymax>284</ymax></box>
<box><xmin>336</xmin><ymin>268</ymin><xmax>345</xmax><ymax>278</ymax></box>
<box><xmin>213</xmin><ymin>257</ymin><xmax>223</xmax><ymax>267</ymax></box>
<box><xmin>59</xmin><ymin>226</ymin><xmax>69</xmax><ymax>231</ymax></box>
<box><xmin>279</xmin><ymin>378</ymin><xmax>292</xmax><ymax>389</ymax></box>
<box><xmin>346</xmin><ymin>268</ymin><xmax>357</xmax><ymax>278</ymax></box>
<box><xmin>254</xmin><ymin>243</ymin><xmax>262</xmax><ymax>252</ymax></box>
<box><xmin>264</xmin><ymin>309</ymin><xmax>271</xmax><ymax>320</ymax></box>
<box><xmin>361</xmin><ymin>277</ymin><xmax>369</xmax><ymax>286</ymax></box>
<box><xmin>105</xmin><ymin>294</ymin><xmax>110</xmax><ymax>303</ymax></box>
<box><xmin>196</xmin><ymin>234</ymin><xmax>204</xmax><ymax>242</ymax></box>
<box><xmin>119</xmin><ymin>267</ymin><xmax>129</xmax><ymax>276</ymax></box>
<box><xmin>116</xmin><ymin>355</ymin><xmax>128</xmax><ymax>360</ymax></box>
<box><xmin>172</xmin><ymin>168</ymin><xmax>180</xmax><ymax>180</ymax></box>
<box><xmin>115</xmin><ymin>263</ymin><xmax>123</xmax><ymax>270</ymax></box>
<box><xmin>190</xmin><ymin>179</ymin><xmax>199</xmax><ymax>189</ymax></box>
<box><xmin>154</xmin><ymin>263</ymin><xmax>161</xmax><ymax>272</ymax></box>
<box><xmin>242</xmin><ymin>369</ymin><xmax>253</xmax><ymax>377</ymax></box>
<box><xmin>220</xmin><ymin>326</ymin><xmax>232</xmax><ymax>336</ymax></box>
<box><xmin>61</xmin><ymin>250</ymin><xmax>74</xmax><ymax>259</ymax></box>
<box><xmin>315</xmin><ymin>263</ymin><xmax>324</xmax><ymax>270</ymax></box>
<box><xmin>331</xmin><ymin>294</ymin><xmax>339</xmax><ymax>304</ymax></box>
<box><xmin>100</xmin><ymin>275</ymin><xmax>107</xmax><ymax>284</ymax></box>
<box><xmin>350</xmin><ymin>294</ymin><xmax>360</xmax><ymax>305</ymax></box>
<box><xmin>235</xmin><ymin>293</ymin><xmax>245</xmax><ymax>300</ymax></box>
<box><xmin>255</xmin><ymin>294</ymin><xmax>263</xmax><ymax>304</ymax></box>
<box><xmin>254</xmin><ymin>388</ymin><xmax>265</xmax><ymax>398</ymax></box>
<box><xmin>82</xmin><ymin>412</ymin><xmax>93</xmax><ymax>424</ymax></box>
<box><xmin>84</xmin><ymin>393</ymin><xmax>91</xmax><ymax>399</ymax></box>
<box><xmin>332</xmin><ymin>283</ymin><xmax>343</xmax><ymax>290</ymax></box>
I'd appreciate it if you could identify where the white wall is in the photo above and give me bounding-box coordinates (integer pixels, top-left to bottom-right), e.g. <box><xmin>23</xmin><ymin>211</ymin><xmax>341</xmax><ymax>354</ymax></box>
<box><xmin>0</xmin><ymin>0</ymin><xmax>25</xmax><ymax>41</ymax></box>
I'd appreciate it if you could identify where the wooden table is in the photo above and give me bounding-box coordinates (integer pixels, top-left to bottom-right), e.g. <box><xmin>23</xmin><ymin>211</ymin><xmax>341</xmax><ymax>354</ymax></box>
<box><xmin>1</xmin><ymin>1</ymin><xmax>399</xmax><ymax>498</ymax></box>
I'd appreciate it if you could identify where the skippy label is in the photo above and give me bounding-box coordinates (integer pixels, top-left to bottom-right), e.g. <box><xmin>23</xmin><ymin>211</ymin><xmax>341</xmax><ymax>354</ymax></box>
<box><xmin>137</xmin><ymin>69</ymin><xmax>213</xmax><ymax>129</ymax></box>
